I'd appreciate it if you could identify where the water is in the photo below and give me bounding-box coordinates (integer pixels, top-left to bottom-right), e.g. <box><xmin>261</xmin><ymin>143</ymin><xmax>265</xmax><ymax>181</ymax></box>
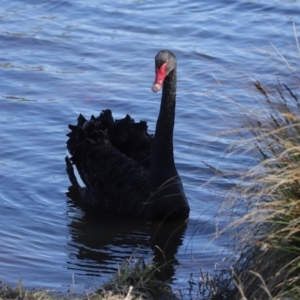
<box><xmin>1</xmin><ymin>0</ymin><xmax>300</xmax><ymax>296</ymax></box>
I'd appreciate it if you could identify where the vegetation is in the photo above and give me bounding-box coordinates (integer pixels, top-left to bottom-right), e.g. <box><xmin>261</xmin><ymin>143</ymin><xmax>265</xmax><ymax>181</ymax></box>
<box><xmin>99</xmin><ymin>256</ymin><xmax>177</xmax><ymax>300</ymax></box>
<box><xmin>220</xmin><ymin>80</ymin><xmax>300</xmax><ymax>299</ymax></box>
<box><xmin>0</xmin><ymin>257</ymin><xmax>177</xmax><ymax>300</ymax></box>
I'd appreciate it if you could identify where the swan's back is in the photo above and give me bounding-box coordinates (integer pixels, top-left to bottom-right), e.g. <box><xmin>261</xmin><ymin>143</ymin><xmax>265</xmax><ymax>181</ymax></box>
<box><xmin>97</xmin><ymin>110</ymin><xmax>152</xmax><ymax>167</ymax></box>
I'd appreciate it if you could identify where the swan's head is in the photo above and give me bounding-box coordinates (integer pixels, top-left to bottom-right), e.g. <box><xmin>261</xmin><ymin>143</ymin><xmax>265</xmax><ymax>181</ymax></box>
<box><xmin>152</xmin><ymin>50</ymin><xmax>176</xmax><ymax>93</ymax></box>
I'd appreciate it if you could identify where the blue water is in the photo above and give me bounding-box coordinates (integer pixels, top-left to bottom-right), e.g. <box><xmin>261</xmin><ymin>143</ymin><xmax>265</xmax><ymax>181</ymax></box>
<box><xmin>1</xmin><ymin>0</ymin><xmax>300</xmax><ymax>296</ymax></box>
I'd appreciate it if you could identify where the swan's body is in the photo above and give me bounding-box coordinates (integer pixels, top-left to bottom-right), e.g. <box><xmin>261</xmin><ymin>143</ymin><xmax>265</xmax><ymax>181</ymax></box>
<box><xmin>66</xmin><ymin>50</ymin><xmax>190</xmax><ymax>220</ymax></box>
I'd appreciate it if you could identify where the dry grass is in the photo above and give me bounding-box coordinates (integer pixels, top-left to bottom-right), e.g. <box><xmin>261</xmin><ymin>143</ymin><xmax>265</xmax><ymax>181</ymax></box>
<box><xmin>222</xmin><ymin>80</ymin><xmax>300</xmax><ymax>299</ymax></box>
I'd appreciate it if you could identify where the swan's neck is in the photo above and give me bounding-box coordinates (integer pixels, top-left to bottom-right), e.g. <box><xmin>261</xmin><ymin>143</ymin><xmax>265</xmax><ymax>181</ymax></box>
<box><xmin>150</xmin><ymin>68</ymin><xmax>177</xmax><ymax>189</ymax></box>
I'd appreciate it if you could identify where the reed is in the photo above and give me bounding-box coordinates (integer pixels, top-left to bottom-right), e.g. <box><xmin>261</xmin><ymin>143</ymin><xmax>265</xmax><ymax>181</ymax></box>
<box><xmin>223</xmin><ymin>79</ymin><xmax>300</xmax><ymax>299</ymax></box>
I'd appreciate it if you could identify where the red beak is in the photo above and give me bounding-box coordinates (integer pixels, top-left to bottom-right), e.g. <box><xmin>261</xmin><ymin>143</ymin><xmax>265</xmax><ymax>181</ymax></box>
<box><xmin>151</xmin><ymin>62</ymin><xmax>167</xmax><ymax>93</ymax></box>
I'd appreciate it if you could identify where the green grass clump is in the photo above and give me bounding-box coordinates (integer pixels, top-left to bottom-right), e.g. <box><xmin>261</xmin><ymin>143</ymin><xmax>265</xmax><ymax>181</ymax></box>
<box><xmin>98</xmin><ymin>256</ymin><xmax>177</xmax><ymax>300</ymax></box>
<box><xmin>186</xmin><ymin>269</ymin><xmax>234</xmax><ymax>300</ymax></box>
<box><xmin>225</xmin><ymin>80</ymin><xmax>300</xmax><ymax>299</ymax></box>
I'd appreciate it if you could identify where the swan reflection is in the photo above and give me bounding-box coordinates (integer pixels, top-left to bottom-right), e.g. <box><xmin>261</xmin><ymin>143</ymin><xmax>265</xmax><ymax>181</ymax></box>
<box><xmin>66</xmin><ymin>186</ymin><xmax>188</xmax><ymax>282</ymax></box>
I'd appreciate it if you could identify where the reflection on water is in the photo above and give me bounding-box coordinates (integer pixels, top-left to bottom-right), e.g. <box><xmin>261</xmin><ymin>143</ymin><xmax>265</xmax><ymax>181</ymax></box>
<box><xmin>150</xmin><ymin>218</ymin><xmax>188</xmax><ymax>281</ymax></box>
<box><xmin>66</xmin><ymin>185</ymin><xmax>187</xmax><ymax>282</ymax></box>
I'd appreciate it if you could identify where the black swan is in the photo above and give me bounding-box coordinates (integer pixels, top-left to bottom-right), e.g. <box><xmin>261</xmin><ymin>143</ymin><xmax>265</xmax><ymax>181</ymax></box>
<box><xmin>65</xmin><ymin>50</ymin><xmax>190</xmax><ymax>220</ymax></box>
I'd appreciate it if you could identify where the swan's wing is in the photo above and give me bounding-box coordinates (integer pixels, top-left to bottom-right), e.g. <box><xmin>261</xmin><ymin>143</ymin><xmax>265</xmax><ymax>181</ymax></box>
<box><xmin>99</xmin><ymin>110</ymin><xmax>153</xmax><ymax>168</ymax></box>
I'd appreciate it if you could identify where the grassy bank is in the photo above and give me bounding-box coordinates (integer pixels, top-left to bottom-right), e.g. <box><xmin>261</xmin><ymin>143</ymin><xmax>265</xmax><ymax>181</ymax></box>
<box><xmin>0</xmin><ymin>257</ymin><xmax>178</xmax><ymax>300</ymax></box>
<box><xmin>1</xmin><ymin>256</ymin><xmax>234</xmax><ymax>300</ymax></box>
<box><xmin>221</xmin><ymin>79</ymin><xmax>300</xmax><ymax>299</ymax></box>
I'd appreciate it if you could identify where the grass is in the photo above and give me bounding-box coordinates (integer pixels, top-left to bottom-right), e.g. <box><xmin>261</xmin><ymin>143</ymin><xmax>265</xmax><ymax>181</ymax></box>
<box><xmin>220</xmin><ymin>79</ymin><xmax>300</xmax><ymax>299</ymax></box>
<box><xmin>186</xmin><ymin>269</ymin><xmax>234</xmax><ymax>300</ymax></box>
<box><xmin>99</xmin><ymin>256</ymin><xmax>177</xmax><ymax>300</ymax></box>
<box><xmin>0</xmin><ymin>255</ymin><xmax>235</xmax><ymax>300</ymax></box>
<box><xmin>0</xmin><ymin>257</ymin><xmax>177</xmax><ymax>300</ymax></box>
